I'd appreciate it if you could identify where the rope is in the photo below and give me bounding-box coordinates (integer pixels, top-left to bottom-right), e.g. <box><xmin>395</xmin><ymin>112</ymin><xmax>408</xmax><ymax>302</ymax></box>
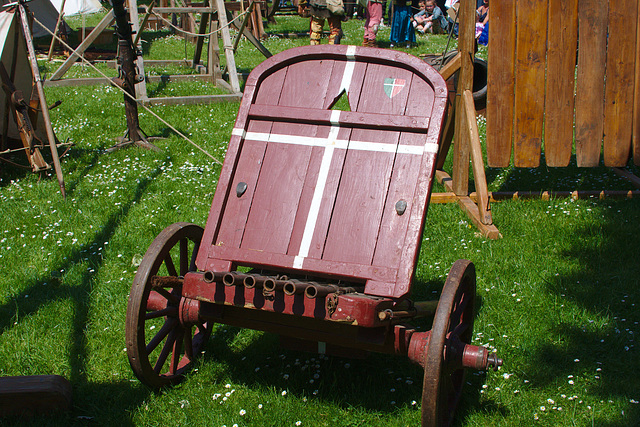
<box><xmin>31</xmin><ymin>13</ymin><xmax>230</xmax><ymax>165</ymax></box>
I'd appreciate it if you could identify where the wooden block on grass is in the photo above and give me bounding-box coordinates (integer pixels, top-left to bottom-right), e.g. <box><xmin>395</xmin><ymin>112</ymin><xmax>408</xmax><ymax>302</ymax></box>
<box><xmin>0</xmin><ymin>375</ymin><xmax>72</xmax><ymax>416</ymax></box>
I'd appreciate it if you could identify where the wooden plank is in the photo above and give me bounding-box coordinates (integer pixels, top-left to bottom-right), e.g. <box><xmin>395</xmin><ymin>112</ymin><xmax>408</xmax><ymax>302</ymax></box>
<box><xmin>372</xmin><ymin>71</ymin><xmax>435</xmax><ymax>270</ymax></box>
<box><xmin>438</xmin><ymin>52</ymin><xmax>460</xmax><ymax>81</ymax></box>
<box><xmin>513</xmin><ymin>0</ymin><xmax>548</xmax><ymax>167</ymax></box>
<box><xmin>603</xmin><ymin>0</ymin><xmax>637</xmax><ymax>166</ymax></box>
<box><xmin>456</xmin><ymin>196</ymin><xmax>501</xmax><ymax>239</ymax></box>
<box><xmin>575</xmin><ymin>0</ymin><xmax>607</xmax><ymax>167</ymax></box>
<box><xmin>486</xmin><ymin>0</ymin><xmax>516</xmax><ymax>167</ymax></box>
<box><xmin>212</xmin><ymin>67</ymin><xmax>288</xmax><ymax>249</ymax></box>
<box><xmin>635</xmin><ymin>4</ymin><xmax>640</xmax><ymax>166</ymax></box>
<box><xmin>248</xmin><ymin>105</ymin><xmax>430</xmax><ymax>131</ymax></box>
<box><xmin>544</xmin><ymin>0</ymin><xmax>578</xmax><ymax>167</ymax></box>
<box><xmin>0</xmin><ymin>375</ymin><xmax>72</xmax><ymax>415</ymax></box>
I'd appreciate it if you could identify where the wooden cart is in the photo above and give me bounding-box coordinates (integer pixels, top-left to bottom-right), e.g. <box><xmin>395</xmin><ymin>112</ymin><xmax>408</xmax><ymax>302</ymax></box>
<box><xmin>125</xmin><ymin>45</ymin><xmax>501</xmax><ymax>426</ymax></box>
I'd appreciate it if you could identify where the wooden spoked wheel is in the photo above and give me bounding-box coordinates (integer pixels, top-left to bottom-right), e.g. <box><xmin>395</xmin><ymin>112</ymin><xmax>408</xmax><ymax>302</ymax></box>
<box><xmin>421</xmin><ymin>259</ymin><xmax>476</xmax><ymax>426</ymax></box>
<box><xmin>126</xmin><ymin>222</ymin><xmax>212</xmax><ymax>388</ymax></box>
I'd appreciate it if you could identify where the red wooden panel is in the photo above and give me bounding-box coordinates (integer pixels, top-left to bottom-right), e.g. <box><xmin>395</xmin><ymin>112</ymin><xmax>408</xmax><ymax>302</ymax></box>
<box><xmin>544</xmin><ymin>0</ymin><xmax>578</xmax><ymax>167</ymax></box>
<box><xmin>603</xmin><ymin>0</ymin><xmax>637</xmax><ymax>166</ymax></box>
<box><xmin>575</xmin><ymin>0</ymin><xmax>607</xmax><ymax>167</ymax></box>
<box><xmin>513</xmin><ymin>0</ymin><xmax>548</xmax><ymax>168</ymax></box>
<box><xmin>486</xmin><ymin>0</ymin><xmax>516</xmax><ymax>167</ymax></box>
<box><xmin>198</xmin><ymin>46</ymin><xmax>448</xmax><ymax>300</ymax></box>
<box><xmin>322</xmin><ymin>63</ymin><xmax>415</xmax><ymax>266</ymax></box>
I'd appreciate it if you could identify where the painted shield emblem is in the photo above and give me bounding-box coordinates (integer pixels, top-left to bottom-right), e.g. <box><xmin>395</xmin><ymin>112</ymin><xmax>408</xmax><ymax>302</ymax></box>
<box><xmin>383</xmin><ymin>78</ymin><xmax>406</xmax><ymax>98</ymax></box>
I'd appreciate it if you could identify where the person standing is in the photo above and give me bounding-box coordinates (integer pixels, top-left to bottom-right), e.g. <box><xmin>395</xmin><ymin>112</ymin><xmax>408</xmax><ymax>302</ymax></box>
<box><xmin>389</xmin><ymin>0</ymin><xmax>416</xmax><ymax>47</ymax></box>
<box><xmin>363</xmin><ymin>0</ymin><xmax>384</xmax><ymax>46</ymax></box>
<box><xmin>308</xmin><ymin>0</ymin><xmax>345</xmax><ymax>44</ymax></box>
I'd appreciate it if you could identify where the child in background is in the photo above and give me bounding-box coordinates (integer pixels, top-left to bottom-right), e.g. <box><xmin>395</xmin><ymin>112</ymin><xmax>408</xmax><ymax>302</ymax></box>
<box><xmin>413</xmin><ymin>0</ymin><xmax>448</xmax><ymax>34</ymax></box>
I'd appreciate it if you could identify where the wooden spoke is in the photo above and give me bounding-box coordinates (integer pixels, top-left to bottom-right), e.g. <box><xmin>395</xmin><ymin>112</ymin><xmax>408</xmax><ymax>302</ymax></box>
<box><xmin>169</xmin><ymin>327</ymin><xmax>185</xmax><ymax>375</ymax></box>
<box><xmin>154</xmin><ymin>327</ymin><xmax>178</xmax><ymax>374</ymax></box>
<box><xmin>146</xmin><ymin>317</ymin><xmax>177</xmax><ymax>354</ymax></box>
<box><xmin>145</xmin><ymin>306</ymin><xmax>178</xmax><ymax>320</ymax></box>
<box><xmin>179</xmin><ymin>237</ymin><xmax>189</xmax><ymax>276</ymax></box>
<box><xmin>164</xmin><ymin>252</ymin><xmax>177</xmax><ymax>277</ymax></box>
<box><xmin>153</xmin><ymin>286</ymin><xmax>181</xmax><ymax>305</ymax></box>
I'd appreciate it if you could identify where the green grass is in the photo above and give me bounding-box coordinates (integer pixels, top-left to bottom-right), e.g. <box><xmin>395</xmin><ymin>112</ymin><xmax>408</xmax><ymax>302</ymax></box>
<box><xmin>0</xmin><ymin>9</ymin><xmax>639</xmax><ymax>427</ymax></box>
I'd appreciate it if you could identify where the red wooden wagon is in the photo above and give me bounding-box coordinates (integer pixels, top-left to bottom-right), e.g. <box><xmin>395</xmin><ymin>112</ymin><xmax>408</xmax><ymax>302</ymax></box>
<box><xmin>125</xmin><ymin>45</ymin><xmax>501</xmax><ymax>426</ymax></box>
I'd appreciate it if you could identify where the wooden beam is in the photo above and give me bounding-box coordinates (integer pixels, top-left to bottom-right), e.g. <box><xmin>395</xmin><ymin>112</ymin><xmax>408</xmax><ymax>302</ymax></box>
<box><xmin>438</xmin><ymin>52</ymin><xmax>460</xmax><ymax>81</ymax></box>
<box><xmin>431</xmin><ymin>190</ymin><xmax>640</xmax><ymax>203</ymax></box>
<box><xmin>49</xmin><ymin>11</ymin><xmax>115</xmax><ymax>81</ymax></box>
<box><xmin>214</xmin><ymin>0</ymin><xmax>241</xmax><ymax>93</ymax></box>
<box><xmin>612</xmin><ymin>167</ymin><xmax>640</xmax><ymax>189</ymax></box>
<box><xmin>0</xmin><ymin>375</ymin><xmax>72</xmax><ymax>415</ymax></box>
<box><xmin>462</xmin><ymin>90</ymin><xmax>492</xmax><ymax>225</ymax></box>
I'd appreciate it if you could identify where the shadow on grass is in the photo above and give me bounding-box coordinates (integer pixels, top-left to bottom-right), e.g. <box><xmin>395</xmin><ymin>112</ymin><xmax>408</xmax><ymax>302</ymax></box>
<box><xmin>525</xmin><ymin>198</ymin><xmax>640</xmax><ymax>425</ymax></box>
<box><xmin>0</xmin><ymin>157</ymin><xmax>171</xmax><ymax>423</ymax></box>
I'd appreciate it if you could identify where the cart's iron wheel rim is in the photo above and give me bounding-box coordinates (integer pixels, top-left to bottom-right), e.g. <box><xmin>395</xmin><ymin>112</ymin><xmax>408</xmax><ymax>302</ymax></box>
<box><xmin>422</xmin><ymin>259</ymin><xmax>476</xmax><ymax>426</ymax></box>
<box><xmin>125</xmin><ymin>222</ymin><xmax>212</xmax><ymax>388</ymax></box>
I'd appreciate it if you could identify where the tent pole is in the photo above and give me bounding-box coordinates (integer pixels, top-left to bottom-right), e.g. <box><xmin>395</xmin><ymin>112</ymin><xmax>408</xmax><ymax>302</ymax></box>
<box><xmin>17</xmin><ymin>2</ymin><xmax>66</xmax><ymax>198</ymax></box>
<box><xmin>47</xmin><ymin>0</ymin><xmax>66</xmax><ymax>61</ymax></box>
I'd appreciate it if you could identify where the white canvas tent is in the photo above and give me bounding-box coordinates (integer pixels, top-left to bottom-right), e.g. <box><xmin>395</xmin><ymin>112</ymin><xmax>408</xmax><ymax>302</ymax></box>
<box><xmin>0</xmin><ymin>8</ymin><xmax>45</xmax><ymax>141</ymax></box>
<box><xmin>1</xmin><ymin>0</ymin><xmax>68</xmax><ymax>38</ymax></box>
<box><xmin>50</xmin><ymin>0</ymin><xmax>102</xmax><ymax>17</ymax></box>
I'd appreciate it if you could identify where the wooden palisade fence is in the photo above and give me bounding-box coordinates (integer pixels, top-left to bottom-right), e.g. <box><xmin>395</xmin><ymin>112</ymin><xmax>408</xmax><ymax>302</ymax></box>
<box><xmin>487</xmin><ymin>0</ymin><xmax>640</xmax><ymax>168</ymax></box>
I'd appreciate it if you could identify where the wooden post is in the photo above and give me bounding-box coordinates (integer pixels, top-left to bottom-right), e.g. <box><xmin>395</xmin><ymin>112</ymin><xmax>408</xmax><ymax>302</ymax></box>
<box><xmin>193</xmin><ymin>0</ymin><xmax>211</xmax><ymax>65</ymax></box>
<box><xmin>127</xmin><ymin>0</ymin><xmax>149</xmax><ymax>102</ymax></box>
<box><xmin>451</xmin><ymin>0</ymin><xmax>474</xmax><ymax>196</ymax></box>
<box><xmin>214</xmin><ymin>0</ymin><xmax>241</xmax><ymax>93</ymax></box>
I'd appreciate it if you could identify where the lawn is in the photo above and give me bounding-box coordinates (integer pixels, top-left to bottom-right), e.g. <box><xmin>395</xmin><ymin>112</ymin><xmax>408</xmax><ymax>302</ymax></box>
<box><xmin>0</xmin><ymin>6</ymin><xmax>639</xmax><ymax>427</ymax></box>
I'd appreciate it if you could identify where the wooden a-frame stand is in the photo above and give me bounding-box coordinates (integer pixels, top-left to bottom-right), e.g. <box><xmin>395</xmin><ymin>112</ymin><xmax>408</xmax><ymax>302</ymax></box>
<box><xmin>430</xmin><ymin>0</ymin><xmax>501</xmax><ymax>239</ymax></box>
<box><xmin>44</xmin><ymin>0</ymin><xmax>272</xmax><ymax>106</ymax></box>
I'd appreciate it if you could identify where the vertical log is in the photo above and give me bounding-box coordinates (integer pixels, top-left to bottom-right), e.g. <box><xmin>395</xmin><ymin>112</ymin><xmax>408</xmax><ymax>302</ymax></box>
<box><xmin>452</xmin><ymin>0</ymin><xmax>474</xmax><ymax>195</ymax></box>
<box><xmin>112</xmin><ymin>0</ymin><xmax>141</xmax><ymax>142</ymax></box>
